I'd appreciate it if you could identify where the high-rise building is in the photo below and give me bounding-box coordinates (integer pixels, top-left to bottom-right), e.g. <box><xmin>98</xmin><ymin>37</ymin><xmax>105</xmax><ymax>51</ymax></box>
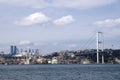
<box><xmin>10</xmin><ymin>45</ymin><xmax>17</xmax><ymax>55</ymax></box>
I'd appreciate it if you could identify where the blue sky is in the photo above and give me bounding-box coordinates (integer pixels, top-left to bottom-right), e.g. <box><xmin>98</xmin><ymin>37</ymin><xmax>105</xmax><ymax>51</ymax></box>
<box><xmin>0</xmin><ymin>0</ymin><xmax>120</xmax><ymax>54</ymax></box>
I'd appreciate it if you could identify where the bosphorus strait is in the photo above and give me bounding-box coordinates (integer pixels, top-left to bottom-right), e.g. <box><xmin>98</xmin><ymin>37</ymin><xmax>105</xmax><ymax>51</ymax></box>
<box><xmin>0</xmin><ymin>64</ymin><xmax>120</xmax><ymax>80</ymax></box>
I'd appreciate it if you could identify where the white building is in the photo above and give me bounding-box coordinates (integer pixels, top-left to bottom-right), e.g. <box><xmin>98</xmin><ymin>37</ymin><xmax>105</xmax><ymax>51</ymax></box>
<box><xmin>51</xmin><ymin>57</ymin><xmax>58</xmax><ymax>64</ymax></box>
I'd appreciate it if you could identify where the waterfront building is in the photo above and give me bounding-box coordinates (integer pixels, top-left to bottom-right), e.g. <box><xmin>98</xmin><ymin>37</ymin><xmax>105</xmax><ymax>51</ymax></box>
<box><xmin>0</xmin><ymin>57</ymin><xmax>4</xmax><ymax>64</ymax></box>
<box><xmin>47</xmin><ymin>59</ymin><xmax>52</xmax><ymax>64</ymax></box>
<box><xmin>36</xmin><ymin>57</ymin><xmax>47</xmax><ymax>64</ymax></box>
<box><xmin>51</xmin><ymin>57</ymin><xmax>58</xmax><ymax>64</ymax></box>
<box><xmin>24</xmin><ymin>58</ymin><xmax>30</xmax><ymax>64</ymax></box>
<box><xmin>81</xmin><ymin>59</ymin><xmax>90</xmax><ymax>64</ymax></box>
<box><xmin>115</xmin><ymin>58</ymin><xmax>120</xmax><ymax>64</ymax></box>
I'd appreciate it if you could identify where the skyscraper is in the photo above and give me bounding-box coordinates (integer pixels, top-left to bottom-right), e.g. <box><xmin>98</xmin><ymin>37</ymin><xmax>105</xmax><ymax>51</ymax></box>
<box><xmin>10</xmin><ymin>45</ymin><xmax>17</xmax><ymax>55</ymax></box>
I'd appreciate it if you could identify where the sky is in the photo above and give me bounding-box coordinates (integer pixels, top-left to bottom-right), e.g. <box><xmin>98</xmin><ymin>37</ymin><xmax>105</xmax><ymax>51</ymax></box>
<box><xmin>0</xmin><ymin>0</ymin><xmax>120</xmax><ymax>54</ymax></box>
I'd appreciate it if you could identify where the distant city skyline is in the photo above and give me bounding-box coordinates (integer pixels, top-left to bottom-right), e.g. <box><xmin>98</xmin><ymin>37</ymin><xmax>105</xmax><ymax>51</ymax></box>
<box><xmin>0</xmin><ymin>0</ymin><xmax>120</xmax><ymax>53</ymax></box>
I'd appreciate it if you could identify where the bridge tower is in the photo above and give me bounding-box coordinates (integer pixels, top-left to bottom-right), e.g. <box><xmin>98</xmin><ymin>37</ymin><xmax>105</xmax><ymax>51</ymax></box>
<box><xmin>96</xmin><ymin>32</ymin><xmax>104</xmax><ymax>64</ymax></box>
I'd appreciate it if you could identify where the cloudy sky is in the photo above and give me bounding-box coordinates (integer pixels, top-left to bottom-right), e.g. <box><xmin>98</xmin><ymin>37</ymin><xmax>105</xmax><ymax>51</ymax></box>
<box><xmin>0</xmin><ymin>0</ymin><xmax>120</xmax><ymax>54</ymax></box>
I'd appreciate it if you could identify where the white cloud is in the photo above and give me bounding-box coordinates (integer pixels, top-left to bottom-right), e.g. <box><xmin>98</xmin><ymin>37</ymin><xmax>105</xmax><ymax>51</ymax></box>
<box><xmin>93</xmin><ymin>18</ymin><xmax>120</xmax><ymax>28</ymax></box>
<box><xmin>15</xmin><ymin>12</ymin><xmax>50</xmax><ymax>26</ymax></box>
<box><xmin>0</xmin><ymin>0</ymin><xmax>117</xmax><ymax>9</ymax></box>
<box><xmin>53</xmin><ymin>15</ymin><xmax>75</xmax><ymax>26</ymax></box>
<box><xmin>19</xmin><ymin>40</ymin><xmax>34</xmax><ymax>46</ymax></box>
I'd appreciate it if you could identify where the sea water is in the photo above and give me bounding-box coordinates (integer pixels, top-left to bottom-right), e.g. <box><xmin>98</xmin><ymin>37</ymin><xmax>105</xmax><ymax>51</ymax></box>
<box><xmin>0</xmin><ymin>64</ymin><xmax>120</xmax><ymax>80</ymax></box>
